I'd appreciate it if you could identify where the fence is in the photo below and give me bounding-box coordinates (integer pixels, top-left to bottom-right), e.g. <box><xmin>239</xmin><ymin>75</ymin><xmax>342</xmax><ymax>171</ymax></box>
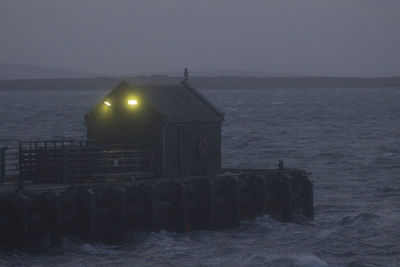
<box><xmin>1</xmin><ymin>140</ymin><xmax>154</xmax><ymax>185</ymax></box>
<box><xmin>63</xmin><ymin>147</ymin><xmax>154</xmax><ymax>183</ymax></box>
<box><xmin>0</xmin><ymin>146</ymin><xmax>19</xmax><ymax>184</ymax></box>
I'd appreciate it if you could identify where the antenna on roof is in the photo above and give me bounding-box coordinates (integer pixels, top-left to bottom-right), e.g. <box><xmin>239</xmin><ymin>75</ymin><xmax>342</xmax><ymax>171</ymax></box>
<box><xmin>184</xmin><ymin>67</ymin><xmax>189</xmax><ymax>81</ymax></box>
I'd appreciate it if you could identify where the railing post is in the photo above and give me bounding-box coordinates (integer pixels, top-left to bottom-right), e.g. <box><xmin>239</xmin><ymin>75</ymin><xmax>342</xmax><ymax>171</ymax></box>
<box><xmin>0</xmin><ymin>147</ymin><xmax>6</xmax><ymax>184</ymax></box>
<box><xmin>18</xmin><ymin>144</ymin><xmax>24</xmax><ymax>190</ymax></box>
<box><xmin>33</xmin><ymin>142</ymin><xmax>37</xmax><ymax>182</ymax></box>
<box><xmin>60</xmin><ymin>142</ymin><xmax>64</xmax><ymax>183</ymax></box>
<box><xmin>278</xmin><ymin>160</ymin><xmax>284</xmax><ymax>170</ymax></box>
<box><xmin>53</xmin><ymin>141</ymin><xmax>57</xmax><ymax>182</ymax></box>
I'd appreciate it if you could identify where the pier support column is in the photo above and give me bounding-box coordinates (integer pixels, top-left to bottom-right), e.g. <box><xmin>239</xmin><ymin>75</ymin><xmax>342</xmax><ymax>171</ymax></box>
<box><xmin>144</xmin><ymin>184</ymin><xmax>156</xmax><ymax>232</ymax></box>
<box><xmin>13</xmin><ymin>193</ymin><xmax>29</xmax><ymax>251</ymax></box>
<box><xmin>46</xmin><ymin>191</ymin><xmax>63</xmax><ymax>247</ymax></box>
<box><xmin>205</xmin><ymin>180</ymin><xmax>215</xmax><ymax>230</ymax></box>
<box><xmin>83</xmin><ymin>188</ymin><xmax>96</xmax><ymax>242</ymax></box>
<box><xmin>281</xmin><ymin>174</ymin><xmax>292</xmax><ymax>222</ymax></box>
<box><xmin>171</xmin><ymin>182</ymin><xmax>187</xmax><ymax>232</ymax></box>
<box><xmin>303</xmin><ymin>178</ymin><xmax>314</xmax><ymax>219</ymax></box>
<box><xmin>111</xmin><ymin>185</ymin><xmax>127</xmax><ymax>242</ymax></box>
<box><xmin>253</xmin><ymin>175</ymin><xmax>266</xmax><ymax>214</ymax></box>
<box><xmin>231</xmin><ymin>176</ymin><xmax>241</xmax><ymax>226</ymax></box>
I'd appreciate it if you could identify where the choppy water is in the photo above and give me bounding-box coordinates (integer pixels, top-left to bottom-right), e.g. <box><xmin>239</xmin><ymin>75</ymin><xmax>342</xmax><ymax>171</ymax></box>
<box><xmin>1</xmin><ymin>87</ymin><xmax>400</xmax><ymax>266</ymax></box>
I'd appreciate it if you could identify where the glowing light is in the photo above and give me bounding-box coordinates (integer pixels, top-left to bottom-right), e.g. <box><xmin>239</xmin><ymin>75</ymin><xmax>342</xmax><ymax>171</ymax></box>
<box><xmin>128</xmin><ymin>99</ymin><xmax>138</xmax><ymax>105</ymax></box>
<box><xmin>104</xmin><ymin>101</ymin><xmax>111</xmax><ymax>106</ymax></box>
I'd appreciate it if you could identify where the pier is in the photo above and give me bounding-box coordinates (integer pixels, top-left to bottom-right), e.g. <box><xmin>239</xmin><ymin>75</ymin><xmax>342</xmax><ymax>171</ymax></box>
<box><xmin>0</xmin><ymin>167</ymin><xmax>312</xmax><ymax>252</ymax></box>
<box><xmin>0</xmin><ymin>79</ymin><xmax>313</xmax><ymax>252</ymax></box>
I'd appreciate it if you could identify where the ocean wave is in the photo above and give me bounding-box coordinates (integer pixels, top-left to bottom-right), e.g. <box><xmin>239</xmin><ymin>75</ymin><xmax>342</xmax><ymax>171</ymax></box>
<box><xmin>1</xmin><ymin>87</ymin><xmax>400</xmax><ymax>266</ymax></box>
<box><xmin>375</xmin><ymin>186</ymin><xmax>397</xmax><ymax>193</ymax></box>
<box><xmin>269</xmin><ymin>255</ymin><xmax>329</xmax><ymax>267</ymax></box>
<box><xmin>340</xmin><ymin>213</ymin><xmax>380</xmax><ymax>226</ymax></box>
<box><xmin>346</xmin><ymin>262</ymin><xmax>378</xmax><ymax>267</ymax></box>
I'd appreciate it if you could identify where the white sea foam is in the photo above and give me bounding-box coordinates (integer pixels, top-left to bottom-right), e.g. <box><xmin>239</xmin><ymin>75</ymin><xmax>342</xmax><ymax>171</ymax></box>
<box><xmin>79</xmin><ymin>243</ymin><xmax>123</xmax><ymax>255</ymax></box>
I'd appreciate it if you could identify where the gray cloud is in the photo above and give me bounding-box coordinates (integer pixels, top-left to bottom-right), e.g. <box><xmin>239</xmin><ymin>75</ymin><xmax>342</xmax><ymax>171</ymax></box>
<box><xmin>1</xmin><ymin>0</ymin><xmax>399</xmax><ymax>77</ymax></box>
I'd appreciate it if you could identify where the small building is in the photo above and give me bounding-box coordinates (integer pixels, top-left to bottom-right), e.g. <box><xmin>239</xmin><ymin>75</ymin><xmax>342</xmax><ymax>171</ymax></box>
<box><xmin>85</xmin><ymin>80</ymin><xmax>224</xmax><ymax>178</ymax></box>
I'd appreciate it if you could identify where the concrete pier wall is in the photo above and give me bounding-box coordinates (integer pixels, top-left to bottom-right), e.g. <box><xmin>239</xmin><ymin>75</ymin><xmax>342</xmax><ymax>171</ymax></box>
<box><xmin>0</xmin><ymin>169</ymin><xmax>313</xmax><ymax>252</ymax></box>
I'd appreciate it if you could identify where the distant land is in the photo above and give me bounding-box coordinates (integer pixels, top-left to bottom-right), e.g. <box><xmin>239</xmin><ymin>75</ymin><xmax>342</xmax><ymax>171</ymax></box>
<box><xmin>0</xmin><ymin>63</ymin><xmax>96</xmax><ymax>80</ymax></box>
<box><xmin>123</xmin><ymin>70</ymin><xmax>292</xmax><ymax>78</ymax></box>
<box><xmin>0</xmin><ymin>63</ymin><xmax>290</xmax><ymax>80</ymax></box>
<box><xmin>0</xmin><ymin>62</ymin><xmax>400</xmax><ymax>90</ymax></box>
<box><xmin>0</xmin><ymin>76</ymin><xmax>400</xmax><ymax>90</ymax></box>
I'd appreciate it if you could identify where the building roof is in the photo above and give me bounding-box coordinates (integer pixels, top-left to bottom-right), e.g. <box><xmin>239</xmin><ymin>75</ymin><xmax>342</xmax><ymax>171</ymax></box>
<box><xmin>87</xmin><ymin>81</ymin><xmax>224</xmax><ymax>123</ymax></box>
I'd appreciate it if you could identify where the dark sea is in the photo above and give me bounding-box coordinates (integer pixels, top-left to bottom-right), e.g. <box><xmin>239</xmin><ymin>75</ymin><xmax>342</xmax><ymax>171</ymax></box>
<box><xmin>0</xmin><ymin>87</ymin><xmax>399</xmax><ymax>266</ymax></box>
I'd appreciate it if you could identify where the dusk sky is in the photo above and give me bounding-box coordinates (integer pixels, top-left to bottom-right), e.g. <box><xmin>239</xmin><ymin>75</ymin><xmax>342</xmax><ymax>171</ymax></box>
<box><xmin>1</xmin><ymin>0</ymin><xmax>399</xmax><ymax>77</ymax></box>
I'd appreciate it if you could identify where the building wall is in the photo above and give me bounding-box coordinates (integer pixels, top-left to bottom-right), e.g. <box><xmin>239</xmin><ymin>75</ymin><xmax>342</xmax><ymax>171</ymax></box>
<box><xmin>164</xmin><ymin>123</ymin><xmax>221</xmax><ymax>177</ymax></box>
<box><xmin>86</xmin><ymin>112</ymin><xmax>221</xmax><ymax>178</ymax></box>
<box><xmin>86</xmin><ymin>110</ymin><xmax>165</xmax><ymax>178</ymax></box>
<box><xmin>163</xmin><ymin>125</ymin><xmax>178</xmax><ymax>177</ymax></box>
<box><xmin>86</xmin><ymin>102</ymin><xmax>163</xmax><ymax>144</ymax></box>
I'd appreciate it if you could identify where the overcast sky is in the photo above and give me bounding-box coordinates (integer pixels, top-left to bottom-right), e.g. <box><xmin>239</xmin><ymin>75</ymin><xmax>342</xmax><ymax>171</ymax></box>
<box><xmin>1</xmin><ymin>0</ymin><xmax>399</xmax><ymax>77</ymax></box>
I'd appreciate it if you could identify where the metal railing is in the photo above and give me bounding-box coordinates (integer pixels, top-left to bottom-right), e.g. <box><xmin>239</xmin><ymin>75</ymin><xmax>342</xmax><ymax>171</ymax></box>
<box><xmin>62</xmin><ymin>147</ymin><xmax>154</xmax><ymax>183</ymax></box>
<box><xmin>1</xmin><ymin>140</ymin><xmax>154</xmax><ymax>185</ymax></box>
<box><xmin>18</xmin><ymin>140</ymin><xmax>90</xmax><ymax>183</ymax></box>
<box><xmin>0</xmin><ymin>146</ymin><xmax>19</xmax><ymax>184</ymax></box>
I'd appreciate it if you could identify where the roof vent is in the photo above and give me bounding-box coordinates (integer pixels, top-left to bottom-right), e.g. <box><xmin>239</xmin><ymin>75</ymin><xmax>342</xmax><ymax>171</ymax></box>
<box><xmin>184</xmin><ymin>67</ymin><xmax>189</xmax><ymax>81</ymax></box>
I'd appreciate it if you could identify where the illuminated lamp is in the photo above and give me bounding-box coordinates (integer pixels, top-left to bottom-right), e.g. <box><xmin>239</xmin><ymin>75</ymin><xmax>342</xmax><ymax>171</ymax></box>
<box><xmin>104</xmin><ymin>101</ymin><xmax>112</xmax><ymax>106</ymax></box>
<box><xmin>128</xmin><ymin>99</ymin><xmax>138</xmax><ymax>105</ymax></box>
